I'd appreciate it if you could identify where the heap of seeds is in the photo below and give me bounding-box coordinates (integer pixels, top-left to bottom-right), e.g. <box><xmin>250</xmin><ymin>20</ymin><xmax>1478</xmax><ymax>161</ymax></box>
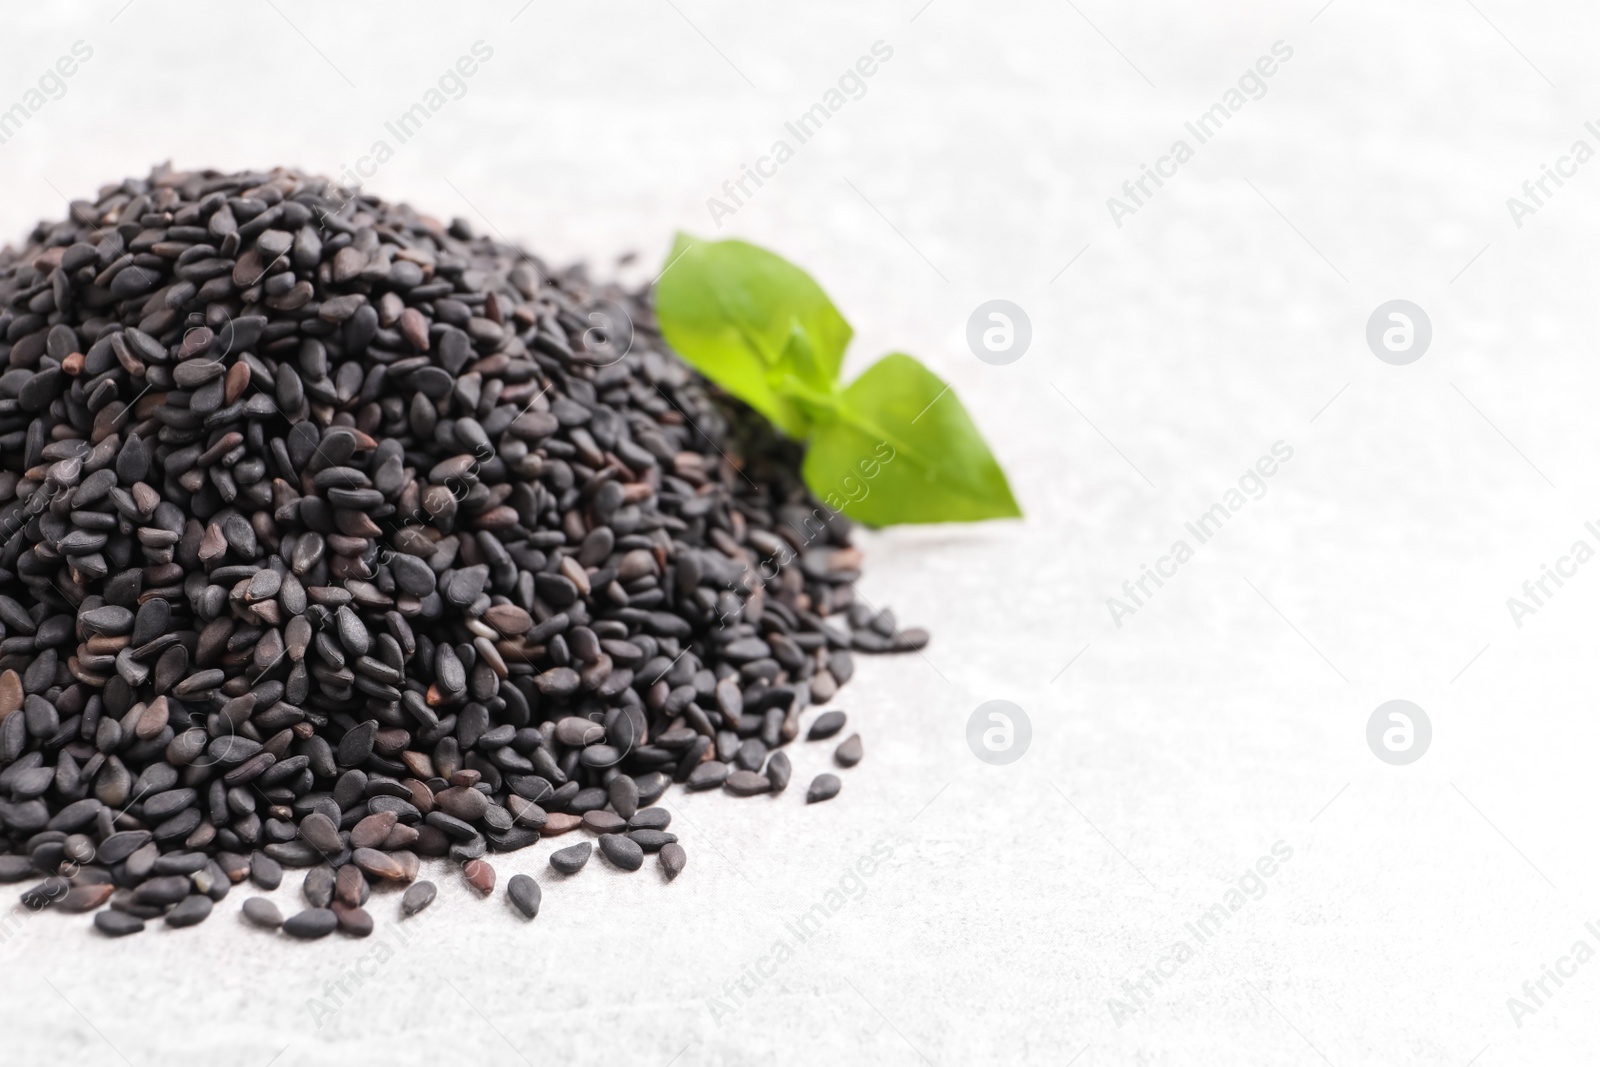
<box><xmin>0</xmin><ymin>165</ymin><xmax>923</xmax><ymax>938</ymax></box>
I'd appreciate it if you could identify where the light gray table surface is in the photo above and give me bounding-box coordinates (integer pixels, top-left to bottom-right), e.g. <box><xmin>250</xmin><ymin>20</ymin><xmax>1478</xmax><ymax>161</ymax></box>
<box><xmin>2</xmin><ymin>2</ymin><xmax>1597</xmax><ymax>1063</ymax></box>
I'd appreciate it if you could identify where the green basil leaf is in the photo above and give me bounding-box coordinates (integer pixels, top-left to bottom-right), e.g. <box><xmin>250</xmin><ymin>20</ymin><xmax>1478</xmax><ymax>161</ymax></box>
<box><xmin>802</xmin><ymin>354</ymin><xmax>1022</xmax><ymax>525</ymax></box>
<box><xmin>654</xmin><ymin>233</ymin><xmax>852</xmax><ymax>439</ymax></box>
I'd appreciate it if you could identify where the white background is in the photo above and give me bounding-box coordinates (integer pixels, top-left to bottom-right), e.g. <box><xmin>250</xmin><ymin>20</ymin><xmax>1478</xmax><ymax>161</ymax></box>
<box><xmin>2</xmin><ymin>2</ymin><xmax>1598</xmax><ymax>1064</ymax></box>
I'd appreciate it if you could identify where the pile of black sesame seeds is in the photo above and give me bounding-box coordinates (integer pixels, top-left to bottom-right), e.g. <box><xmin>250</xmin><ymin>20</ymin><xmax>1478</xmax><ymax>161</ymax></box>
<box><xmin>0</xmin><ymin>165</ymin><xmax>923</xmax><ymax>938</ymax></box>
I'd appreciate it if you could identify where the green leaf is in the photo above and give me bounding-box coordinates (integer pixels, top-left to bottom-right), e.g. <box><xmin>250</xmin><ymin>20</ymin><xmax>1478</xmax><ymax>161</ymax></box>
<box><xmin>802</xmin><ymin>354</ymin><xmax>1022</xmax><ymax>525</ymax></box>
<box><xmin>653</xmin><ymin>234</ymin><xmax>1020</xmax><ymax>527</ymax></box>
<box><xmin>654</xmin><ymin>233</ymin><xmax>852</xmax><ymax>439</ymax></box>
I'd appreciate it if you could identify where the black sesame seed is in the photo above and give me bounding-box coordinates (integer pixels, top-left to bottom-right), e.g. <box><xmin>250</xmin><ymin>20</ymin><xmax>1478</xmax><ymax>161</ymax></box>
<box><xmin>506</xmin><ymin>873</ymin><xmax>541</xmax><ymax>919</ymax></box>
<box><xmin>807</xmin><ymin>774</ymin><xmax>842</xmax><ymax>804</ymax></box>
<box><xmin>550</xmin><ymin>841</ymin><xmax>592</xmax><ymax>874</ymax></box>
